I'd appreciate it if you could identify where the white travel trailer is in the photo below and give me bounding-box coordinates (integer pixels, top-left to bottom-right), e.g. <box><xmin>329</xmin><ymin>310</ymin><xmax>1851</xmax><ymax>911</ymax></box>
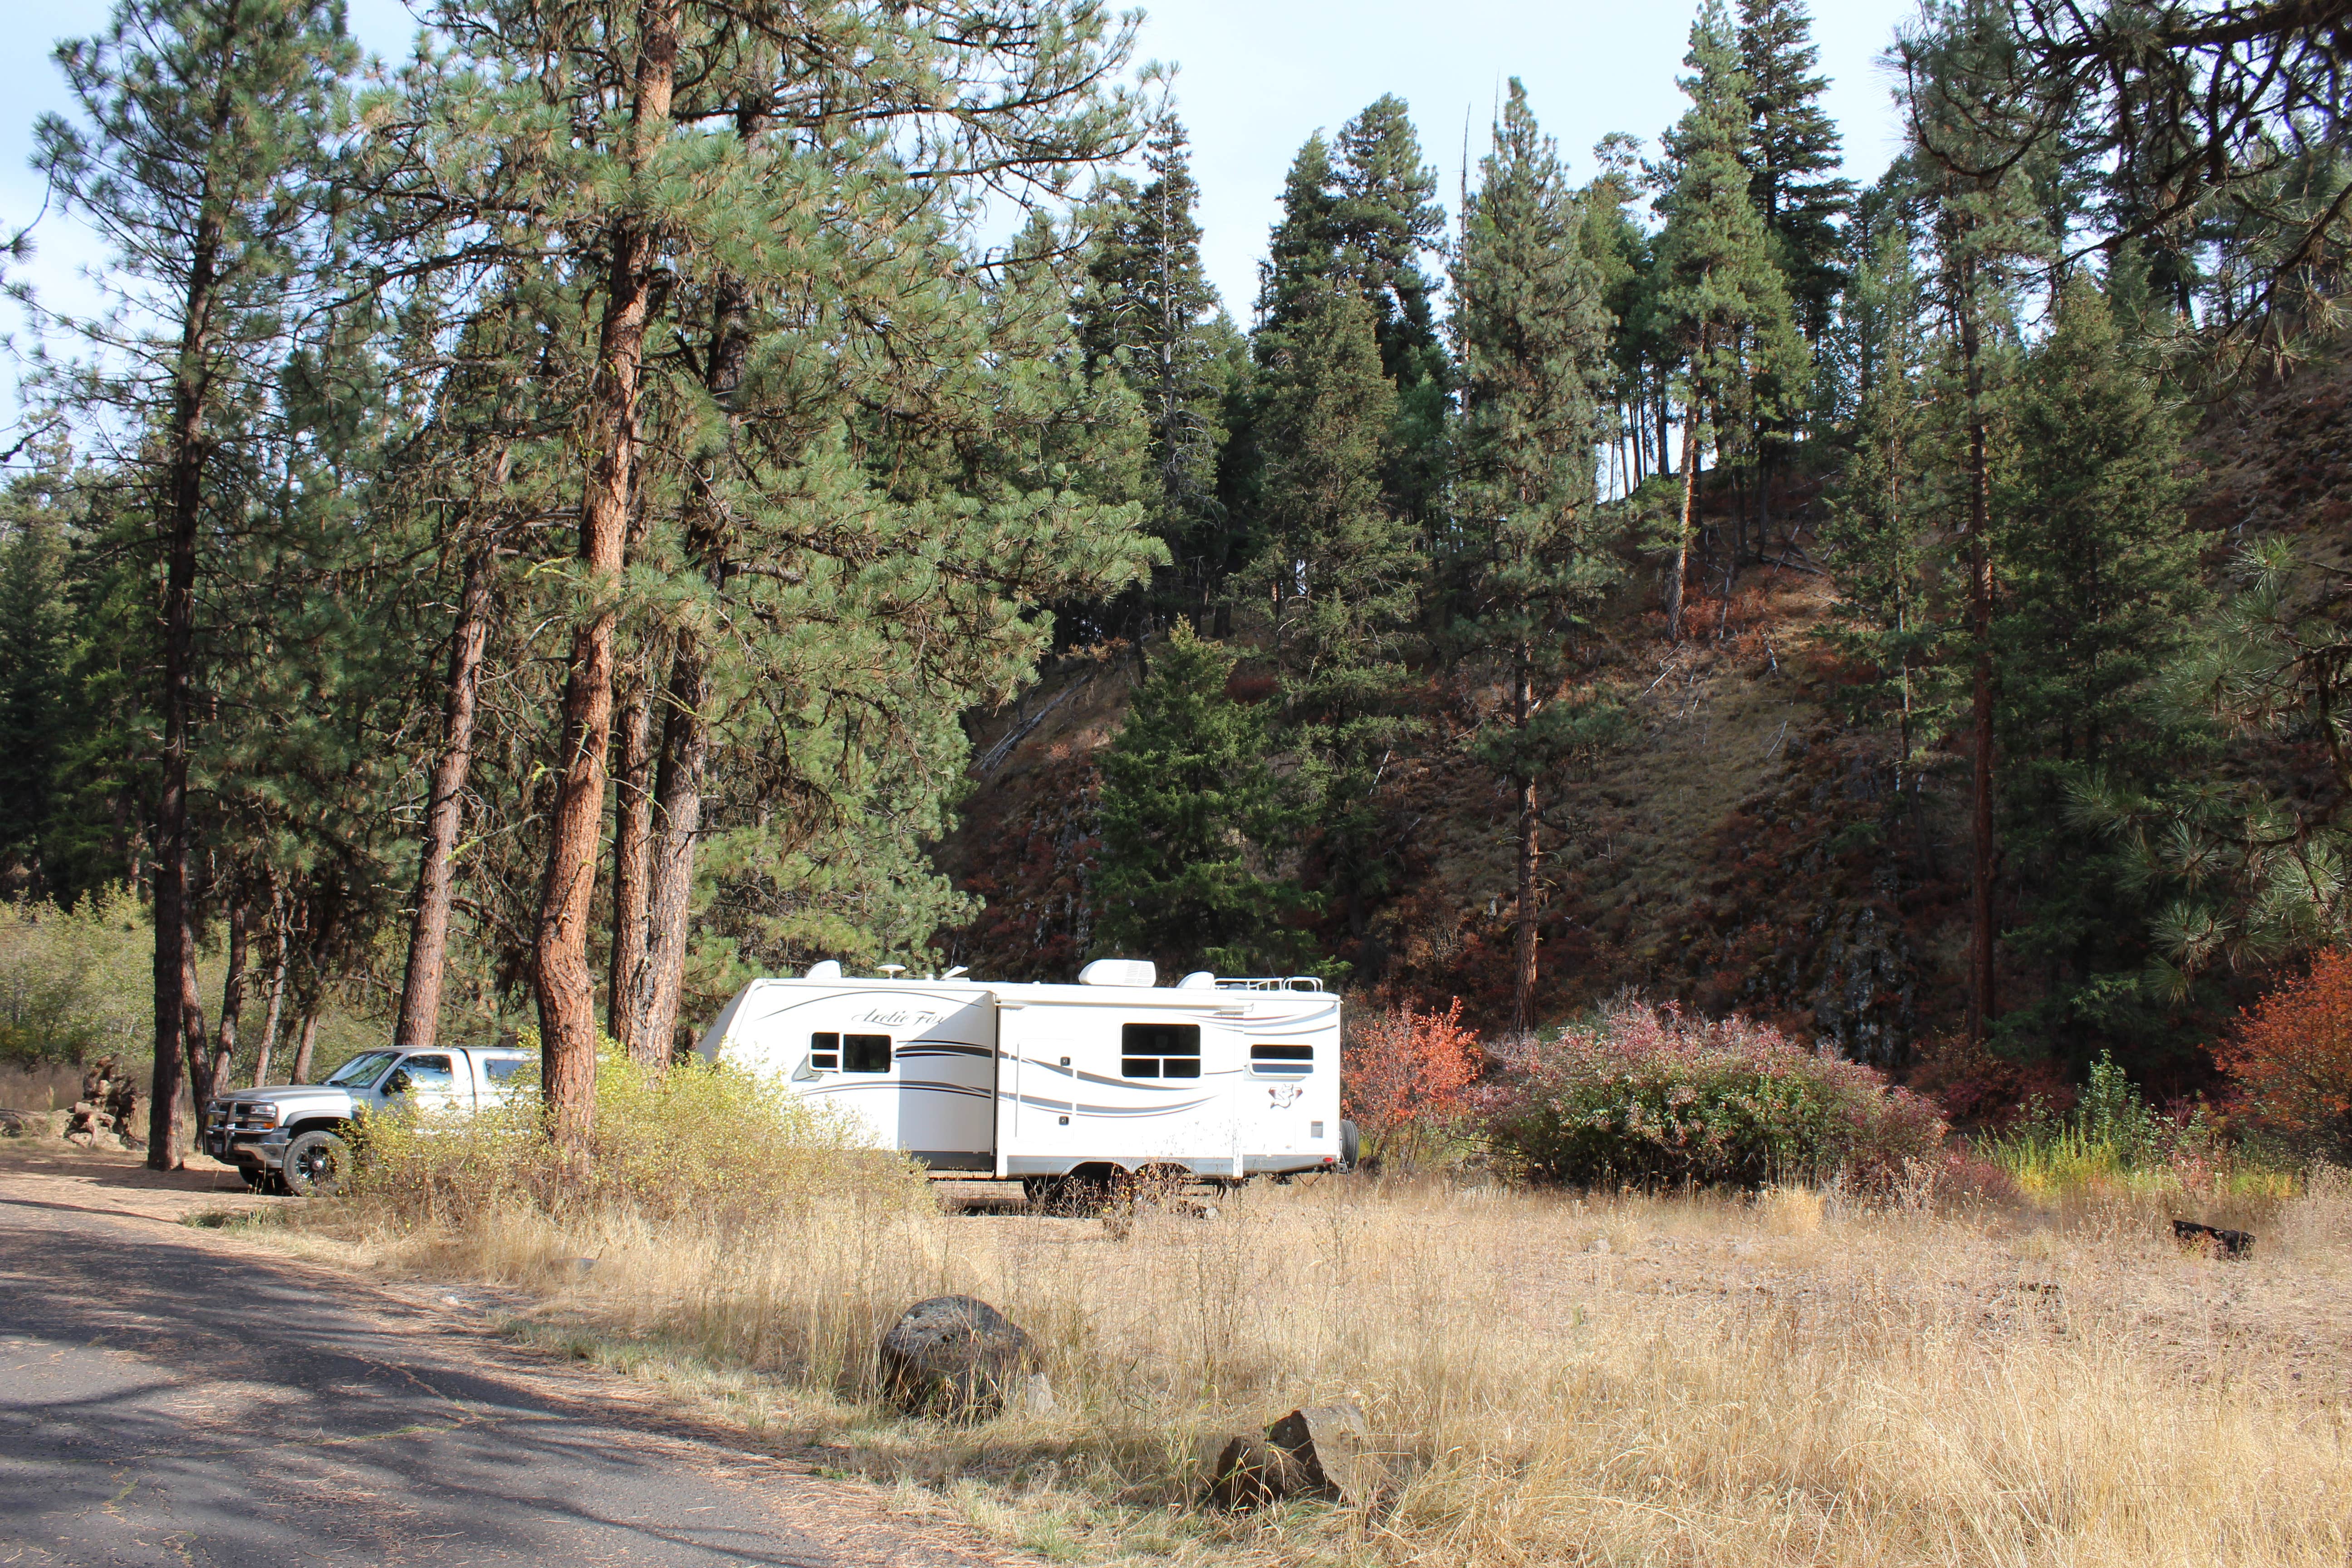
<box><xmin>697</xmin><ymin>958</ymin><xmax>1347</xmax><ymax>1186</ymax></box>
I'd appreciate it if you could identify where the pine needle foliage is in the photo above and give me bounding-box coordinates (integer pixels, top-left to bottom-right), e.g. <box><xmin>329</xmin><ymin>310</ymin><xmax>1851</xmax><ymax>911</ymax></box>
<box><xmin>1091</xmin><ymin>621</ymin><xmax>1310</xmax><ymax>975</ymax></box>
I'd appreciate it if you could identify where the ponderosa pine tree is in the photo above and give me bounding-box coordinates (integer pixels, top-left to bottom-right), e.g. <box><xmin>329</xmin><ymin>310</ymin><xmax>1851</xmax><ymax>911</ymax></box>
<box><xmin>1821</xmin><ymin>206</ymin><xmax>1950</xmax><ymax>830</ymax></box>
<box><xmin>34</xmin><ymin>0</ymin><xmax>356</xmax><ymax>1167</ymax></box>
<box><xmin>1081</xmin><ymin>116</ymin><xmax>1230</xmax><ymax>622</ymax></box>
<box><xmin>1901</xmin><ymin>0</ymin><xmax>2047</xmax><ymax>1041</ymax></box>
<box><xmin>1653</xmin><ymin>0</ymin><xmax>1808</xmax><ymax>640</ymax></box>
<box><xmin>1993</xmin><ymin>274</ymin><xmax>2204</xmax><ymax>1058</ymax></box>
<box><xmin>1736</xmin><ymin>0</ymin><xmax>1853</xmax><ymax>346</ymax></box>
<box><xmin>1450</xmin><ymin>80</ymin><xmax>1625</xmax><ymax>1033</ymax></box>
<box><xmin>1253</xmin><ymin>277</ymin><xmax>1421</xmax><ymax>939</ymax></box>
<box><xmin>399</xmin><ymin>0</ymin><xmax>1153</xmax><ymax>1143</ymax></box>
<box><xmin>1093</xmin><ymin>621</ymin><xmax>1308</xmax><ymax>973</ymax></box>
<box><xmin>1334</xmin><ymin>94</ymin><xmax>1449</xmax><ymax>528</ymax></box>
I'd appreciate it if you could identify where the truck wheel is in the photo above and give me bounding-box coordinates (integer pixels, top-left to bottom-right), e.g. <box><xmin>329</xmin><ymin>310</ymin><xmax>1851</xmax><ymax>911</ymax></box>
<box><xmin>282</xmin><ymin>1130</ymin><xmax>349</xmax><ymax>1198</ymax></box>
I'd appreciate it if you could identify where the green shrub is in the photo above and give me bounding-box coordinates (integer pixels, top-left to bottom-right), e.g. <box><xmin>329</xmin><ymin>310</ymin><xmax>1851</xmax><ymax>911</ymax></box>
<box><xmin>0</xmin><ymin>888</ymin><xmax>152</xmax><ymax>1067</ymax></box>
<box><xmin>1481</xmin><ymin>1000</ymin><xmax>1947</xmax><ymax>1188</ymax></box>
<box><xmin>351</xmin><ymin>1044</ymin><xmax>929</xmax><ymax>1229</ymax></box>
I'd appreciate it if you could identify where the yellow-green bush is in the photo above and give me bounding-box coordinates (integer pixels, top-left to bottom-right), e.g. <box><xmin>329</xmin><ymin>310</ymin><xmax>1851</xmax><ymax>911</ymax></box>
<box><xmin>351</xmin><ymin>1046</ymin><xmax>929</xmax><ymax>1230</ymax></box>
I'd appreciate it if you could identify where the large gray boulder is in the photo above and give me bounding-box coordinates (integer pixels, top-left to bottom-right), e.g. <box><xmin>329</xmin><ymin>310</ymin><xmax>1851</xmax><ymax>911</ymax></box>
<box><xmin>876</xmin><ymin>1295</ymin><xmax>1039</xmax><ymax>1419</ymax></box>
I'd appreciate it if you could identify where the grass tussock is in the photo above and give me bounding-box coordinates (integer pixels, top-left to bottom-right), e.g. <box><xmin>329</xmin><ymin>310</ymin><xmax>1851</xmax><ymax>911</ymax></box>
<box><xmin>281</xmin><ymin>1071</ymin><xmax>2352</xmax><ymax>1568</ymax></box>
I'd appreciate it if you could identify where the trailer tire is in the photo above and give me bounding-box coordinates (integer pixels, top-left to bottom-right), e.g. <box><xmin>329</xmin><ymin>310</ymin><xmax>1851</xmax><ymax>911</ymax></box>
<box><xmin>1339</xmin><ymin>1119</ymin><xmax>1361</xmax><ymax>1172</ymax></box>
<box><xmin>282</xmin><ymin>1129</ymin><xmax>349</xmax><ymax>1198</ymax></box>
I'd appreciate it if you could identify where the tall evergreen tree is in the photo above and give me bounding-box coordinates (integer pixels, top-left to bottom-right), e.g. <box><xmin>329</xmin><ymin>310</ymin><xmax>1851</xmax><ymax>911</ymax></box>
<box><xmin>1993</xmin><ymin>275</ymin><xmax>2203</xmax><ymax>1058</ymax></box>
<box><xmin>1450</xmin><ymin>80</ymin><xmax>1624</xmax><ymax>1033</ymax></box>
<box><xmin>1901</xmin><ymin>0</ymin><xmax>2048</xmax><ymax>1041</ymax></box>
<box><xmin>34</xmin><ymin>0</ymin><xmax>357</xmax><ymax>1167</ymax></box>
<box><xmin>400</xmin><ymin>0</ymin><xmax>1155</xmax><ymax>1143</ymax></box>
<box><xmin>1080</xmin><ymin>116</ymin><xmax>1230</xmax><ymax>622</ymax></box>
<box><xmin>1653</xmin><ymin>0</ymin><xmax>1808</xmax><ymax>640</ymax></box>
<box><xmin>1093</xmin><ymin>621</ymin><xmax>1308</xmax><ymax>973</ymax></box>
<box><xmin>1736</xmin><ymin>0</ymin><xmax>1853</xmax><ymax>345</ymax></box>
<box><xmin>0</xmin><ymin>471</ymin><xmax>79</xmax><ymax>897</ymax></box>
<box><xmin>1252</xmin><ymin>278</ymin><xmax>1421</xmax><ymax>940</ymax></box>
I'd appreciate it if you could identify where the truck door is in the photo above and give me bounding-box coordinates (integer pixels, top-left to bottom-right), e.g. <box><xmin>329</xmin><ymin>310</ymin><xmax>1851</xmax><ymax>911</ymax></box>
<box><xmin>384</xmin><ymin>1052</ymin><xmax>466</xmax><ymax>1120</ymax></box>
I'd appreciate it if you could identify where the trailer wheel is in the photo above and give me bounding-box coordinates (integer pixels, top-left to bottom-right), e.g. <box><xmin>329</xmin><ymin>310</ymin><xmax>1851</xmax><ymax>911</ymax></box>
<box><xmin>1339</xmin><ymin>1119</ymin><xmax>1361</xmax><ymax>1172</ymax></box>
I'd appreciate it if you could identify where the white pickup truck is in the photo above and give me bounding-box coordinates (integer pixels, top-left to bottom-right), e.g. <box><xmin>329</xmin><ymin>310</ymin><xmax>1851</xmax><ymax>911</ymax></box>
<box><xmin>202</xmin><ymin>1045</ymin><xmax>535</xmax><ymax>1196</ymax></box>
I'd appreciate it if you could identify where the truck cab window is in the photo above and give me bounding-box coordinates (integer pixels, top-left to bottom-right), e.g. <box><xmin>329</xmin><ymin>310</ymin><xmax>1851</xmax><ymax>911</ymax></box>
<box><xmin>843</xmin><ymin>1034</ymin><xmax>892</xmax><ymax>1073</ymax></box>
<box><xmin>1121</xmin><ymin>1023</ymin><xmax>1201</xmax><ymax>1079</ymax></box>
<box><xmin>810</xmin><ymin>1032</ymin><xmax>841</xmax><ymax>1070</ymax></box>
<box><xmin>482</xmin><ymin>1058</ymin><xmax>533</xmax><ymax>1083</ymax></box>
<box><xmin>394</xmin><ymin>1054</ymin><xmax>455</xmax><ymax>1092</ymax></box>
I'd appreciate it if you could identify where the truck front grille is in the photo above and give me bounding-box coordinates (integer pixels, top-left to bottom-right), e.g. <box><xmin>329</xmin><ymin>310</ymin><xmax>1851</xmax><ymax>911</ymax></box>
<box><xmin>205</xmin><ymin>1101</ymin><xmax>278</xmax><ymax>1135</ymax></box>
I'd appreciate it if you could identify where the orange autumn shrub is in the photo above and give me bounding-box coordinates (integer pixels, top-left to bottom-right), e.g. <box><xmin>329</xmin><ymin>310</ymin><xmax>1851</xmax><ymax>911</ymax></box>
<box><xmin>1343</xmin><ymin>997</ymin><xmax>1480</xmax><ymax>1169</ymax></box>
<box><xmin>2219</xmin><ymin>949</ymin><xmax>2352</xmax><ymax>1161</ymax></box>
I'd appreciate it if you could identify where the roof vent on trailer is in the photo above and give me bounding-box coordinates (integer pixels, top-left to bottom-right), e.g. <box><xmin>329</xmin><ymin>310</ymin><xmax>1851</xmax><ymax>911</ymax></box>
<box><xmin>1078</xmin><ymin>959</ymin><xmax>1157</xmax><ymax>988</ymax></box>
<box><xmin>803</xmin><ymin>960</ymin><xmax>843</xmax><ymax>980</ymax></box>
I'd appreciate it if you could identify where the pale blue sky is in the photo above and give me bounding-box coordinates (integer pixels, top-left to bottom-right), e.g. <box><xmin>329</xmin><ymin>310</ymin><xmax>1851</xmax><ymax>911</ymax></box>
<box><xmin>3</xmin><ymin>0</ymin><xmax>1921</xmax><ymax>404</ymax></box>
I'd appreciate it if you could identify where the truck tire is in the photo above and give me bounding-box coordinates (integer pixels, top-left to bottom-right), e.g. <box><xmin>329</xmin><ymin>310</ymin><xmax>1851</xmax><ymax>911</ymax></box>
<box><xmin>1339</xmin><ymin>1119</ymin><xmax>1361</xmax><ymax>1172</ymax></box>
<box><xmin>282</xmin><ymin>1129</ymin><xmax>349</xmax><ymax>1198</ymax></box>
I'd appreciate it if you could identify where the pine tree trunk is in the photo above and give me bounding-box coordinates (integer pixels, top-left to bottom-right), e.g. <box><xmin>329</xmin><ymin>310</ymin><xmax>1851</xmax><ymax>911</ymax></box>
<box><xmin>397</xmin><ymin>530</ymin><xmax>497</xmax><ymax>1050</ymax></box>
<box><xmin>289</xmin><ymin>1012</ymin><xmax>318</xmax><ymax>1085</ymax></box>
<box><xmin>534</xmin><ymin>0</ymin><xmax>682</xmax><ymax>1154</ymax></box>
<box><xmin>1656</xmin><ymin>374</ymin><xmax>1672</xmax><ymax>480</ymax></box>
<box><xmin>208</xmin><ymin>891</ymin><xmax>249</xmax><ymax>1100</ymax></box>
<box><xmin>607</xmin><ymin>668</ymin><xmax>654</xmax><ymax>1058</ymax></box>
<box><xmin>252</xmin><ymin>913</ymin><xmax>287</xmax><ymax>1089</ymax></box>
<box><xmin>1666</xmin><ymin>353</ymin><xmax>1704</xmax><ymax>642</ymax></box>
<box><xmin>147</xmin><ymin>178</ymin><xmax>227</xmax><ymax>1174</ymax></box>
<box><xmin>637</xmin><ymin>642</ymin><xmax>707</xmax><ymax>1061</ymax></box>
<box><xmin>1960</xmin><ymin>257</ymin><xmax>1998</xmax><ymax>1044</ymax></box>
<box><xmin>1511</xmin><ymin>645</ymin><xmax>1539</xmax><ymax>1035</ymax></box>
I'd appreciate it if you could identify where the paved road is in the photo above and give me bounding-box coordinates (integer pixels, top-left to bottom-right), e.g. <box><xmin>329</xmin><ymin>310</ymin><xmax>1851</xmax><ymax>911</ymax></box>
<box><xmin>0</xmin><ymin>1156</ymin><xmax>1011</xmax><ymax>1568</ymax></box>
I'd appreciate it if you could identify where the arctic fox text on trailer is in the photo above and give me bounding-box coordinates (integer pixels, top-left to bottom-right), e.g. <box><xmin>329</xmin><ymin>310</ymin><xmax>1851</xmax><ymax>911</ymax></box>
<box><xmin>697</xmin><ymin>959</ymin><xmax>1344</xmax><ymax>1182</ymax></box>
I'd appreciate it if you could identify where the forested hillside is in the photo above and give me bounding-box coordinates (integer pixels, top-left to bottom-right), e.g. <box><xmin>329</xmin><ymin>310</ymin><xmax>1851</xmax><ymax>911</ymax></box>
<box><xmin>2</xmin><ymin>0</ymin><xmax>2349</xmax><ymax>1166</ymax></box>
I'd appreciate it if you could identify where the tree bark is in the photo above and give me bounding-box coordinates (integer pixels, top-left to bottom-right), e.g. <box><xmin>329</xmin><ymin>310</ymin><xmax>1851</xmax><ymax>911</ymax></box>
<box><xmin>1666</xmin><ymin>351</ymin><xmax>1704</xmax><ymax>642</ymax></box>
<box><xmin>289</xmin><ymin>1011</ymin><xmax>318</xmax><ymax>1084</ymax></box>
<box><xmin>252</xmin><ymin>905</ymin><xmax>287</xmax><ymax>1089</ymax></box>
<box><xmin>1511</xmin><ymin>643</ymin><xmax>1539</xmax><ymax>1037</ymax></box>
<box><xmin>535</xmin><ymin>0</ymin><xmax>682</xmax><ymax>1154</ymax></box>
<box><xmin>147</xmin><ymin>145</ymin><xmax>229</xmax><ymax>1173</ymax></box>
<box><xmin>607</xmin><ymin>666</ymin><xmax>654</xmax><ymax>1058</ymax></box>
<box><xmin>207</xmin><ymin>889</ymin><xmax>249</xmax><ymax>1100</ymax></box>
<box><xmin>1960</xmin><ymin>253</ymin><xmax>1998</xmax><ymax>1044</ymax></box>
<box><xmin>395</xmin><ymin>535</ymin><xmax>496</xmax><ymax>1049</ymax></box>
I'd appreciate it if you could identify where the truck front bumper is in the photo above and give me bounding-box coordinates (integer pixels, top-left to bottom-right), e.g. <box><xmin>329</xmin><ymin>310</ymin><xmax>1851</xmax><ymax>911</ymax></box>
<box><xmin>200</xmin><ymin>1121</ymin><xmax>291</xmax><ymax>1171</ymax></box>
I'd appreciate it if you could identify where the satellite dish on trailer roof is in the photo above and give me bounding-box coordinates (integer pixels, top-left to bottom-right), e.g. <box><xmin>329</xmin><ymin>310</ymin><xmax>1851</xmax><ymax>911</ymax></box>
<box><xmin>803</xmin><ymin>960</ymin><xmax>842</xmax><ymax>980</ymax></box>
<box><xmin>877</xmin><ymin>964</ymin><xmax>907</xmax><ymax>978</ymax></box>
<box><xmin>1176</xmin><ymin>971</ymin><xmax>1216</xmax><ymax>989</ymax></box>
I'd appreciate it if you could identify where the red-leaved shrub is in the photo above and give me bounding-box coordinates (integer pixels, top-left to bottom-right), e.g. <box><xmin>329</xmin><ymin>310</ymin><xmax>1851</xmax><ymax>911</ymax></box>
<box><xmin>1480</xmin><ymin>1000</ymin><xmax>1948</xmax><ymax>1189</ymax></box>
<box><xmin>2219</xmin><ymin>950</ymin><xmax>2352</xmax><ymax>1160</ymax></box>
<box><xmin>1343</xmin><ymin>998</ymin><xmax>1480</xmax><ymax>1167</ymax></box>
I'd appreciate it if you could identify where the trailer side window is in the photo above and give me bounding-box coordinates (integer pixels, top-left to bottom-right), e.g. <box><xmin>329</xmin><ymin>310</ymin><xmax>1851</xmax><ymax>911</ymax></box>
<box><xmin>1121</xmin><ymin>1023</ymin><xmax>1200</xmax><ymax>1079</ymax></box>
<box><xmin>810</xmin><ymin>1032</ymin><xmax>840</xmax><ymax>1070</ymax></box>
<box><xmin>843</xmin><ymin>1033</ymin><xmax>892</xmax><ymax>1073</ymax></box>
<box><xmin>1250</xmin><ymin>1044</ymin><xmax>1314</xmax><ymax>1075</ymax></box>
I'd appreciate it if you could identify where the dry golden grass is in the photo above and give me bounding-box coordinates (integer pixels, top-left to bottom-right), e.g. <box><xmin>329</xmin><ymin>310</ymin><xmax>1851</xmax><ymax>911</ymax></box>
<box><xmin>263</xmin><ymin>1168</ymin><xmax>2352</xmax><ymax>1568</ymax></box>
